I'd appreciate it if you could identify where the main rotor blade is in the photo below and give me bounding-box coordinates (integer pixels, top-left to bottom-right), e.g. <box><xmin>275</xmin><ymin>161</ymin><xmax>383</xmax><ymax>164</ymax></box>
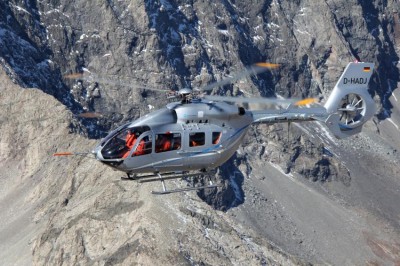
<box><xmin>64</xmin><ymin>71</ymin><xmax>168</xmax><ymax>92</ymax></box>
<box><xmin>53</xmin><ymin>152</ymin><xmax>90</xmax><ymax>156</ymax></box>
<box><xmin>203</xmin><ymin>95</ymin><xmax>297</xmax><ymax>105</ymax></box>
<box><xmin>53</xmin><ymin>152</ymin><xmax>74</xmax><ymax>156</ymax></box>
<box><xmin>201</xmin><ymin>62</ymin><xmax>280</xmax><ymax>92</ymax></box>
<box><xmin>53</xmin><ymin>152</ymin><xmax>93</xmax><ymax>158</ymax></box>
<box><xmin>203</xmin><ymin>95</ymin><xmax>318</xmax><ymax>107</ymax></box>
<box><xmin>76</xmin><ymin>112</ymin><xmax>104</xmax><ymax>118</ymax></box>
<box><xmin>293</xmin><ymin>98</ymin><xmax>318</xmax><ymax>106</ymax></box>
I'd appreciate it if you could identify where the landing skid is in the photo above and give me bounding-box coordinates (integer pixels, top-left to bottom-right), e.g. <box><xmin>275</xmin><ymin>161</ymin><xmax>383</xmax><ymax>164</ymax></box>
<box><xmin>151</xmin><ymin>184</ymin><xmax>219</xmax><ymax>195</ymax></box>
<box><xmin>120</xmin><ymin>172</ymin><xmax>163</xmax><ymax>181</ymax></box>
<box><xmin>121</xmin><ymin>171</ymin><xmax>220</xmax><ymax>194</ymax></box>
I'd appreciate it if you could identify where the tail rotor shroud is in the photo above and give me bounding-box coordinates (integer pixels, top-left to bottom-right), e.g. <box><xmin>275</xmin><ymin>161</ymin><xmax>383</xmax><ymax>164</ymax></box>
<box><xmin>337</xmin><ymin>93</ymin><xmax>366</xmax><ymax>130</ymax></box>
<box><xmin>323</xmin><ymin>62</ymin><xmax>376</xmax><ymax>138</ymax></box>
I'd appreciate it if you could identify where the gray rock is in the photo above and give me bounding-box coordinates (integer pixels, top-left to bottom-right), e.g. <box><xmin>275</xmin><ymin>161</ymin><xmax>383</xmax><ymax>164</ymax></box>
<box><xmin>1</xmin><ymin>0</ymin><xmax>400</xmax><ymax>265</ymax></box>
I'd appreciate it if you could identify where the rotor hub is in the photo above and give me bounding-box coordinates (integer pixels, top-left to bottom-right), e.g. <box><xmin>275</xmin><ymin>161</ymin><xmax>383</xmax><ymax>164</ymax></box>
<box><xmin>178</xmin><ymin>88</ymin><xmax>192</xmax><ymax>95</ymax></box>
<box><xmin>337</xmin><ymin>93</ymin><xmax>366</xmax><ymax>130</ymax></box>
<box><xmin>345</xmin><ymin>104</ymin><xmax>357</xmax><ymax>112</ymax></box>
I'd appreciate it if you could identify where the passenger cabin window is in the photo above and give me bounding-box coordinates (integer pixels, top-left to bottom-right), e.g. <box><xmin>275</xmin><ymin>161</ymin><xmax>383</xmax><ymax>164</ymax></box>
<box><xmin>132</xmin><ymin>135</ymin><xmax>152</xmax><ymax>157</ymax></box>
<box><xmin>212</xmin><ymin>132</ymin><xmax>222</xmax><ymax>144</ymax></box>
<box><xmin>189</xmin><ymin>132</ymin><xmax>205</xmax><ymax>147</ymax></box>
<box><xmin>155</xmin><ymin>133</ymin><xmax>181</xmax><ymax>153</ymax></box>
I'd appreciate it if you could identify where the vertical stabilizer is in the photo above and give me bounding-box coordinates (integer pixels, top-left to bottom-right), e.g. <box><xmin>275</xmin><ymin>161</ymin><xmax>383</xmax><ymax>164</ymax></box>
<box><xmin>323</xmin><ymin>62</ymin><xmax>376</xmax><ymax>138</ymax></box>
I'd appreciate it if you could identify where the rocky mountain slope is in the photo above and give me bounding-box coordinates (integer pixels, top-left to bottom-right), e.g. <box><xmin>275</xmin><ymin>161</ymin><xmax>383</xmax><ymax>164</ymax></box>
<box><xmin>1</xmin><ymin>0</ymin><xmax>400</xmax><ymax>265</ymax></box>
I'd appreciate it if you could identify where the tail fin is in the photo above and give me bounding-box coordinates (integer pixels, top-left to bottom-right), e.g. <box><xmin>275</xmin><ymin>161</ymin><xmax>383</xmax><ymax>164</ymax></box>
<box><xmin>324</xmin><ymin>62</ymin><xmax>376</xmax><ymax>139</ymax></box>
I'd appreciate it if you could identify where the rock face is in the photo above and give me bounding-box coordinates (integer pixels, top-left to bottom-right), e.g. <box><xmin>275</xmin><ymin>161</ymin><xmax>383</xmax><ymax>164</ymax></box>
<box><xmin>2</xmin><ymin>0</ymin><xmax>399</xmax><ymax>120</ymax></box>
<box><xmin>1</xmin><ymin>0</ymin><xmax>400</xmax><ymax>265</ymax></box>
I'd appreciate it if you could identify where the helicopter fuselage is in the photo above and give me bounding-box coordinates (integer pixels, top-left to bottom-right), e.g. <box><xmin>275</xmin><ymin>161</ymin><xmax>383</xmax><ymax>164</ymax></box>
<box><xmin>91</xmin><ymin>62</ymin><xmax>377</xmax><ymax>176</ymax></box>
<box><xmin>93</xmin><ymin>99</ymin><xmax>253</xmax><ymax>175</ymax></box>
<box><xmin>51</xmin><ymin>61</ymin><xmax>376</xmax><ymax>192</ymax></box>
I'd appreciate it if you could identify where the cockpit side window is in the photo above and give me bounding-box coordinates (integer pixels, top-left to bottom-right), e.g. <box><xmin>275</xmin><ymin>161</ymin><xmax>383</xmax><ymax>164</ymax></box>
<box><xmin>132</xmin><ymin>135</ymin><xmax>152</xmax><ymax>157</ymax></box>
<box><xmin>189</xmin><ymin>132</ymin><xmax>205</xmax><ymax>147</ymax></box>
<box><xmin>155</xmin><ymin>133</ymin><xmax>181</xmax><ymax>153</ymax></box>
<box><xmin>101</xmin><ymin>125</ymin><xmax>151</xmax><ymax>159</ymax></box>
<box><xmin>101</xmin><ymin>123</ymin><xmax>130</xmax><ymax>147</ymax></box>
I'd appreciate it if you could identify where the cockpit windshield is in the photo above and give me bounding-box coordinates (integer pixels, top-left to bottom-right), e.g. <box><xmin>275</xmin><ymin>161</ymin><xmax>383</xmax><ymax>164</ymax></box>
<box><xmin>101</xmin><ymin>126</ymin><xmax>150</xmax><ymax>159</ymax></box>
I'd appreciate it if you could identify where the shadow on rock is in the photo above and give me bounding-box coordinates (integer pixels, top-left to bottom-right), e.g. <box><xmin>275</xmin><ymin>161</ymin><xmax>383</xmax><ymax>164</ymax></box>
<box><xmin>196</xmin><ymin>156</ymin><xmax>246</xmax><ymax>211</ymax></box>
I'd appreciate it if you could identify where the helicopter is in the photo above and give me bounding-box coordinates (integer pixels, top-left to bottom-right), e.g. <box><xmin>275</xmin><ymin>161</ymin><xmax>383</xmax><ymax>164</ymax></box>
<box><xmin>55</xmin><ymin>62</ymin><xmax>375</xmax><ymax>194</ymax></box>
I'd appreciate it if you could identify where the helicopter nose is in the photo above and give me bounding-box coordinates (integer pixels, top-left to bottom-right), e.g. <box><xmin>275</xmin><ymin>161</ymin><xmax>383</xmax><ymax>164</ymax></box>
<box><xmin>92</xmin><ymin>147</ymin><xmax>104</xmax><ymax>161</ymax></box>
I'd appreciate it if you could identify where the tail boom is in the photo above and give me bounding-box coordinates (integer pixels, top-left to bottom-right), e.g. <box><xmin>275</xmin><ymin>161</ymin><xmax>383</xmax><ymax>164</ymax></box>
<box><xmin>250</xmin><ymin>62</ymin><xmax>375</xmax><ymax>139</ymax></box>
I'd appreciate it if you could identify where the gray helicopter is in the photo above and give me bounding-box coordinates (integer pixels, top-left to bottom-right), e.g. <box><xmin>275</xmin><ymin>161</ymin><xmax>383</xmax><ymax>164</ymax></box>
<box><xmin>56</xmin><ymin>62</ymin><xmax>375</xmax><ymax>194</ymax></box>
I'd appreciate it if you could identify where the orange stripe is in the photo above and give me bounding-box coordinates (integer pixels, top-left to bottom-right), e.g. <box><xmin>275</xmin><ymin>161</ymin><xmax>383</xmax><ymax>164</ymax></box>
<box><xmin>294</xmin><ymin>98</ymin><xmax>318</xmax><ymax>106</ymax></box>
<box><xmin>255</xmin><ymin>62</ymin><xmax>280</xmax><ymax>69</ymax></box>
<box><xmin>64</xmin><ymin>73</ymin><xmax>84</xmax><ymax>79</ymax></box>
<box><xmin>53</xmin><ymin>152</ymin><xmax>74</xmax><ymax>156</ymax></box>
<box><xmin>77</xmin><ymin>112</ymin><xmax>103</xmax><ymax>118</ymax></box>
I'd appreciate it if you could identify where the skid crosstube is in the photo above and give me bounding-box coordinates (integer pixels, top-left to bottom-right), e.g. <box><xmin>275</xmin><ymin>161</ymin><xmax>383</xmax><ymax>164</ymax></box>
<box><xmin>139</xmin><ymin>172</ymin><xmax>203</xmax><ymax>183</ymax></box>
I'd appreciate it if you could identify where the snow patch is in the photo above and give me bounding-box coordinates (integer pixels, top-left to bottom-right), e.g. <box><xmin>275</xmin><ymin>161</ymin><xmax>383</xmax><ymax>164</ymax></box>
<box><xmin>269</xmin><ymin>163</ymin><xmax>295</xmax><ymax>180</ymax></box>
<box><xmin>382</xmin><ymin>79</ymin><xmax>397</xmax><ymax>117</ymax></box>
<box><xmin>298</xmin><ymin>7</ymin><xmax>309</xmax><ymax>16</ymax></box>
<box><xmin>387</xmin><ymin>118</ymin><xmax>399</xmax><ymax>130</ymax></box>
<box><xmin>12</xmin><ymin>5</ymin><xmax>31</xmax><ymax>15</ymax></box>
<box><xmin>266</xmin><ymin>22</ymin><xmax>280</xmax><ymax>29</ymax></box>
<box><xmin>295</xmin><ymin>29</ymin><xmax>312</xmax><ymax>36</ymax></box>
<box><xmin>293</xmin><ymin>123</ymin><xmax>313</xmax><ymax>138</ymax></box>
<box><xmin>218</xmin><ymin>29</ymin><xmax>230</xmax><ymax>36</ymax></box>
<box><xmin>314</xmin><ymin>122</ymin><xmax>338</xmax><ymax>144</ymax></box>
<box><xmin>391</xmin><ymin>91</ymin><xmax>398</xmax><ymax>102</ymax></box>
<box><xmin>252</xmin><ymin>35</ymin><xmax>265</xmax><ymax>42</ymax></box>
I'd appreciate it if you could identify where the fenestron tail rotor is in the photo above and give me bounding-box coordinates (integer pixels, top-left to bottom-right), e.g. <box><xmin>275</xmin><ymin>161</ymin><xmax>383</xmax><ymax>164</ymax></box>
<box><xmin>337</xmin><ymin>93</ymin><xmax>365</xmax><ymax>129</ymax></box>
<box><xmin>323</xmin><ymin>62</ymin><xmax>375</xmax><ymax>138</ymax></box>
